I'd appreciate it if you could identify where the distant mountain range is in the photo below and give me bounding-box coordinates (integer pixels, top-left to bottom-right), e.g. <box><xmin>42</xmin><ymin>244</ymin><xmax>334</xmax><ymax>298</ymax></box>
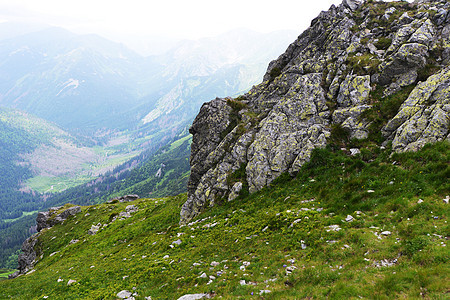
<box><xmin>0</xmin><ymin>24</ymin><xmax>297</xmax><ymax>136</ymax></box>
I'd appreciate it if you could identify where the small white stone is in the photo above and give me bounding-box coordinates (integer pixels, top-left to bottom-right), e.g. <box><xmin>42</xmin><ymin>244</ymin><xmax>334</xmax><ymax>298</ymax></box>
<box><xmin>67</xmin><ymin>279</ymin><xmax>77</xmax><ymax>286</ymax></box>
<box><xmin>210</xmin><ymin>261</ymin><xmax>220</xmax><ymax>267</ymax></box>
<box><xmin>381</xmin><ymin>231</ymin><xmax>391</xmax><ymax>236</ymax></box>
<box><xmin>417</xmin><ymin>199</ymin><xmax>424</xmax><ymax>204</ymax></box>
<box><xmin>350</xmin><ymin>148</ymin><xmax>360</xmax><ymax>156</ymax></box>
<box><xmin>117</xmin><ymin>290</ymin><xmax>132</xmax><ymax>299</ymax></box>
<box><xmin>327</xmin><ymin>225</ymin><xmax>342</xmax><ymax>232</ymax></box>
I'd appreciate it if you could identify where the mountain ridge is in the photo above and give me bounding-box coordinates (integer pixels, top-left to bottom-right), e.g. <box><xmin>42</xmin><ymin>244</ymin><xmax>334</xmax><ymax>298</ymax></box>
<box><xmin>180</xmin><ymin>0</ymin><xmax>450</xmax><ymax>224</ymax></box>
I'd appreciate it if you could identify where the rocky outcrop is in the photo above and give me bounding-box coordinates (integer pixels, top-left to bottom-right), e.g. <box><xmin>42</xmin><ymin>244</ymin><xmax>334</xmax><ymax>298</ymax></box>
<box><xmin>180</xmin><ymin>0</ymin><xmax>450</xmax><ymax>224</ymax></box>
<box><xmin>8</xmin><ymin>234</ymin><xmax>39</xmax><ymax>279</ymax></box>
<box><xmin>10</xmin><ymin>205</ymin><xmax>82</xmax><ymax>278</ymax></box>
<box><xmin>383</xmin><ymin>65</ymin><xmax>450</xmax><ymax>151</ymax></box>
<box><xmin>107</xmin><ymin>194</ymin><xmax>140</xmax><ymax>203</ymax></box>
<box><xmin>36</xmin><ymin>205</ymin><xmax>81</xmax><ymax>232</ymax></box>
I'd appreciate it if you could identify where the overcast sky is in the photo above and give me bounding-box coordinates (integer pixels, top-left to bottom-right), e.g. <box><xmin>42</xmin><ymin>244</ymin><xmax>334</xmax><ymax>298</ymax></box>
<box><xmin>0</xmin><ymin>0</ymin><xmax>344</xmax><ymax>40</ymax></box>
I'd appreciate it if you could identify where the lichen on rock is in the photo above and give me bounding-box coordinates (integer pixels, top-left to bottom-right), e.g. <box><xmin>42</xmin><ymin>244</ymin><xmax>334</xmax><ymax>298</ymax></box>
<box><xmin>384</xmin><ymin>65</ymin><xmax>450</xmax><ymax>152</ymax></box>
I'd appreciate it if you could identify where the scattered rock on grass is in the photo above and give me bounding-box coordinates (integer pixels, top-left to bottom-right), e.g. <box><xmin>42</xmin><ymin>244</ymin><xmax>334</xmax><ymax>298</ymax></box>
<box><xmin>117</xmin><ymin>290</ymin><xmax>134</xmax><ymax>299</ymax></box>
<box><xmin>177</xmin><ymin>294</ymin><xmax>210</xmax><ymax>300</ymax></box>
<box><xmin>67</xmin><ymin>279</ymin><xmax>77</xmax><ymax>286</ymax></box>
<box><xmin>88</xmin><ymin>224</ymin><xmax>101</xmax><ymax>235</ymax></box>
<box><xmin>327</xmin><ymin>225</ymin><xmax>342</xmax><ymax>232</ymax></box>
<box><xmin>350</xmin><ymin>148</ymin><xmax>360</xmax><ymax>156</ymax></box>
<box><xmin>373</xmin><ymin>258</ymin><xmax>397</xmax><ymax>268</ymax></box>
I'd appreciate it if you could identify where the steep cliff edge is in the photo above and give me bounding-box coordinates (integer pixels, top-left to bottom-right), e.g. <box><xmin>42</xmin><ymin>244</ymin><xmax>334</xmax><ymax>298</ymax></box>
<box><xmin>181</xmin><ymin>0</ymin><xmax>450</xmax><ymax>224</ymax></box>
<box><xmin>9</xmin><ymin>205</ymin><xmax>81</xmax><ymax>278</ymax></box>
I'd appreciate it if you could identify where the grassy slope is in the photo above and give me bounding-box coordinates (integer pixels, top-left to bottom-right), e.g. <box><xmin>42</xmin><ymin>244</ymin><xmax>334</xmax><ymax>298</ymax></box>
<box><xmin>0</xmin><ymin>269</ymin><xmax>15</xmax><ymax>280</ymax></box>
<box><xmin>0</xmin><ymin>141</ymin><xmax>448</xmax><ymax>299</ymax></box>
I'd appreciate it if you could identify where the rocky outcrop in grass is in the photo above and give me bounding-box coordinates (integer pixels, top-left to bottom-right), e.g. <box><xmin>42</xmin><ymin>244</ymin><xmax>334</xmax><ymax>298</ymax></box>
<box><xmin>181</xmin><ymin>0</ymin><xmax>450</xmax><ymax>224</ymax></box>
<box><xmin>9</xmin><ymin>205</ymin><xmax>81</xmax><ymax>279</ymax></box>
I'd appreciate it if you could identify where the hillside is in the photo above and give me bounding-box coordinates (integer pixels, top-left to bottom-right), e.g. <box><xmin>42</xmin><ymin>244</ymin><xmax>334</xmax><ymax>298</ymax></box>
<box><xmin>0</xmin><ymin>141</ymin><xmax>448</xmax><ymax>298</ymax></box>
<box><xmin>1</xmin><ymin>0</ymin><xmax>449</xmax><ymax>298</ymax></box>
<box><xmin>0</xmin><ymin>124</ymin><xmax>191</xmax><ymax>270</ymax></box>
<box><xmin>0</xmin><ymin>107</ymin><xmax>147</xmax><ymax>270</ymax></box>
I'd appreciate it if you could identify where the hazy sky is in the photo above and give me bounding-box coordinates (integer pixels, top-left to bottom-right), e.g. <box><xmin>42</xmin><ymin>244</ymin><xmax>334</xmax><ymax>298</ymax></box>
<box><xmin>0</xmin><ymin>0</ymin><xmax>344</xmax><ymax>40</ymax></box>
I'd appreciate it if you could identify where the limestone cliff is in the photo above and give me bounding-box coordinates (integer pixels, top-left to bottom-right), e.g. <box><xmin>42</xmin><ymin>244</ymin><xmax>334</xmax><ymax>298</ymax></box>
<box><xmin>180</xmin><ymin>0</ymin><xmax>450</xmax><ymax>224</ymax></box>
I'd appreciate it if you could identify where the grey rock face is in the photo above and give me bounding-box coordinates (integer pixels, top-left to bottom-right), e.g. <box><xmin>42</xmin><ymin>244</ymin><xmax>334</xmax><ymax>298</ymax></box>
<box><xmin>10</xmin><ymin>205</ymin><xmax>82</xmax><ymax>278</ymax></box>
<box><xmin>107</xmin><ymin>194</ymin><xmax>140</xmax><ymax>203</ymax></box>
<box><xmin>36</xmin><ymin>205</ymin><xmax>81</xmax><ymax>232</ymax></box>
<box><xmin>180</xmin><ymin>0</ymin><xmax>450</xmax><ymax>224</ymax></box>
<box><xmin>8</xmin><ymin>233</ymin><xmax>39</xmax><ymax>278</ymax></box>
<box><xmin>379</xmin><ymin>43</ymin><xmax>429</xmax><ymax>86</ymax></box>
<box><xmin>383</xmin><ymin>66</ymin><xmax>450</xmax><ymax>152</ymax></box>
<box><xmin>343</xmin><ymin>0</ymin><xmax>364</xmax><ymax>11</ymax></box>
<box><xmin>228</xmin><ymin>182</ymin><xmax>243</xmax><ymax>201</ymax></box>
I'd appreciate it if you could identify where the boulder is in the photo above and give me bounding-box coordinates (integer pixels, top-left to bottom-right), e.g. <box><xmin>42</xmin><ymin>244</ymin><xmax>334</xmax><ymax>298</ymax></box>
<box><xmin>88</xmin><ymin>224</ymin><xmax>100</xmax><ymax>235</ymax></box>
<box><xmin>37</xmin><ymin>205</ymin><xmax>81</xmax><ymax>232</ymax></box>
